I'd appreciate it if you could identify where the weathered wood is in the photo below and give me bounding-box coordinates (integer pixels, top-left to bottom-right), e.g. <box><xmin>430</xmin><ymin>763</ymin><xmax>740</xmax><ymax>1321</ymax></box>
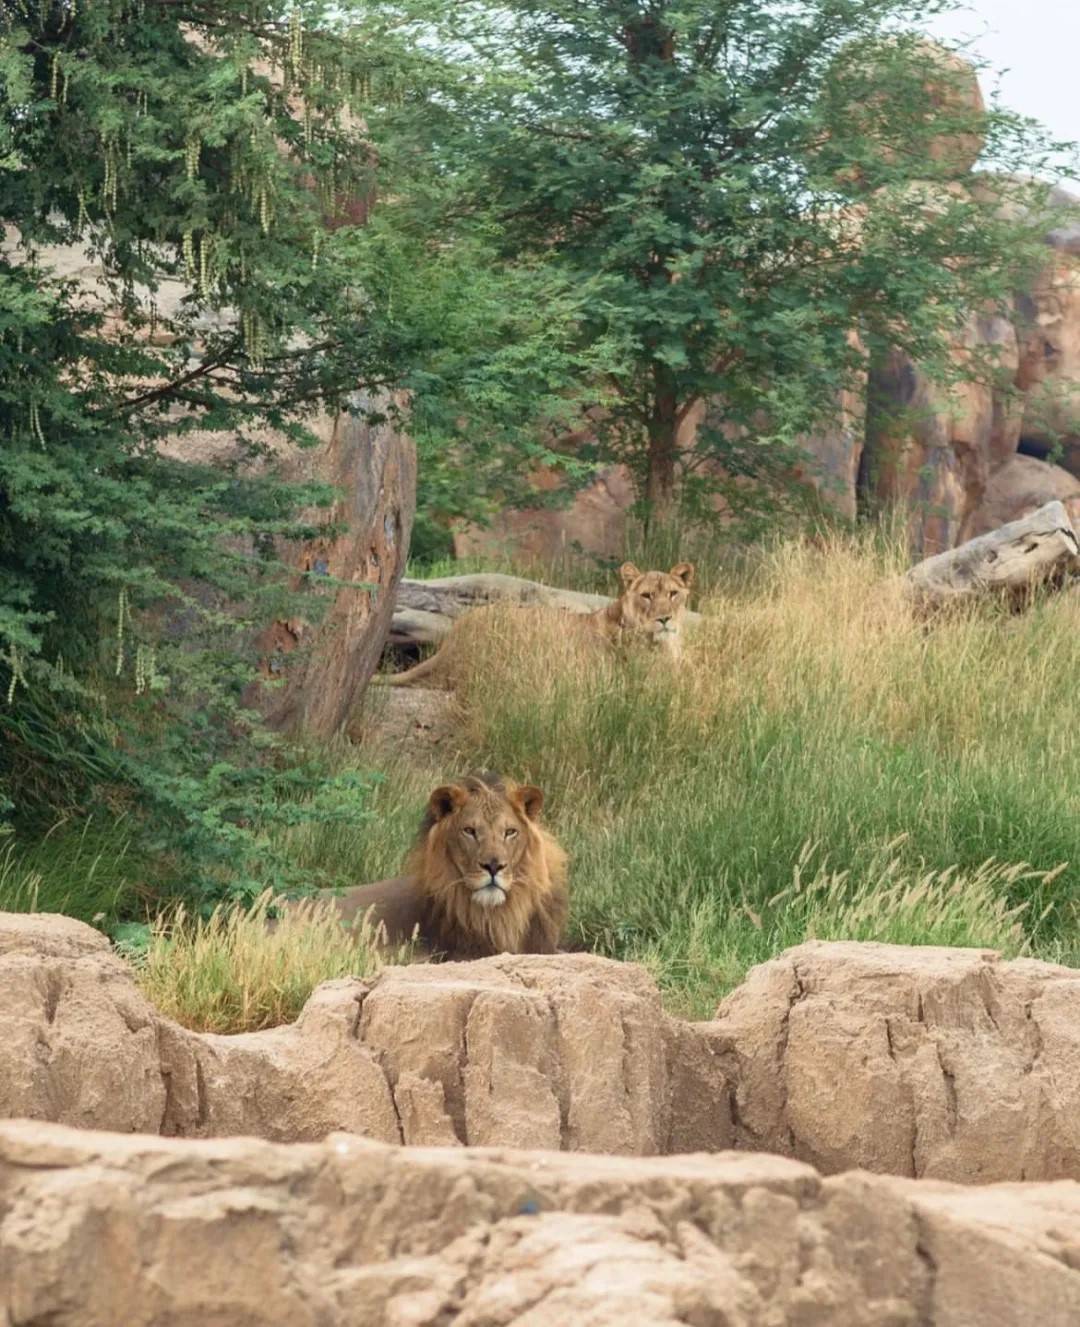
<box><xmin>390</xmin><ymin>572</ymin><xmax>701</xmax><ymax>646</ymax></box>
<box><xmin>248</xmin><ymin>397</ymin><xmax>416</xmax><ymax>737</ymax></box>
<box><xmin>904</xmin><ymin>500</ymin><xmax>1080</xmax><ymax>605</ymax></box>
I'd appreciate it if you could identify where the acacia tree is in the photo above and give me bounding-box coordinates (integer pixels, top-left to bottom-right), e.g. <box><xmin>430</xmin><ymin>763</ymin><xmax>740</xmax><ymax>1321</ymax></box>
<box><xmin>0</xmin><ymin>1</ymin><xmax>407</xmax><ymax>887</ymax></box>
<box><xmin>366</xmin><ymin>0</ymin><xmax>1064</xmax><ymax>525</ymax></box>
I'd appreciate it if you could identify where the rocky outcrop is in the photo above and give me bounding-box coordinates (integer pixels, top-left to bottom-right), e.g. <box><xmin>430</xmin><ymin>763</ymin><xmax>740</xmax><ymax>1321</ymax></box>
<box><xmin>0</xmin><ymin>912</ymin><xmax>728</xmax><ymax>1154</ymax></box>
<box><xmin>10</xmin><ymin>912</ymin><xmax>1080</xmax><ymax>1186</ymax></box>
<box><xmin>2</xmin><ymin>1118</ymin><xmax>1079</xmax><ymax>1327</ymax></box>
<box><xmin>707</xmin><ymin>940</ymin><xmax>1080</xmax><ymax>1183</ymax></box>
<box><xmin>967</xmin><ymin>453</ymin><xmax>1080</xmax><ymax>536</ymax></box>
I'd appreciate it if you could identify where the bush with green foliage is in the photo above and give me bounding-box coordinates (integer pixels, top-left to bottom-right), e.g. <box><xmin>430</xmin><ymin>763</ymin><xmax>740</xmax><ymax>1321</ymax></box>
<box><xmin>0</xmin><ymin>1</ymin><xmax>414</xmax><ymax>899</ymax></box>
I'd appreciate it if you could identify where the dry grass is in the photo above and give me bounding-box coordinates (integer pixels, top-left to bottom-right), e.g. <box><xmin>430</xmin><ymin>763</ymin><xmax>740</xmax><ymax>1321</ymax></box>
<box><xmin>134</xmin><ymin>890</ymin><xmax>412</xmax><ymax>1033</ymax></box>
<box><xmin>35</xmin><ymin>524</ymin><xmax>1078</xmax><ymax>1032</ymax></box>
<box><xmin>322</xmin><ymin>526</ymin><xmax>1080</xmax><ymax>1017</ymax></box>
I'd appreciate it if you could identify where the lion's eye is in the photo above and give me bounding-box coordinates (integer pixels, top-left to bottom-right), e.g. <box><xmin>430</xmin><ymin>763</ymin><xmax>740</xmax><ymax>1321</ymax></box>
<box><xmin>504</xmin><ymin>827</ymin><xmax>518</xmax><ymax>839</ymax></box>
<box><xmin>463</xmin><ymin>826</ymin><xmax>478</xmax><ymax>838</ymax></box>
<box><xmin>641</xmin><ymin>592</ymin><xmax>652</xmax><ymax>602</ymax></box>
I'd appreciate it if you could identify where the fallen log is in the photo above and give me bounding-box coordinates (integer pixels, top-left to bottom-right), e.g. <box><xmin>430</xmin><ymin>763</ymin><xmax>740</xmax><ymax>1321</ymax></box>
<box><xmin>904</xmin><ymin>500</ymin><xmax>1080</xmax><ymax>606</ymax></box>
<box><xmin>390</xmin><ymin>572</ymin><xmax>702</xmax><ymax>646</ymax></box>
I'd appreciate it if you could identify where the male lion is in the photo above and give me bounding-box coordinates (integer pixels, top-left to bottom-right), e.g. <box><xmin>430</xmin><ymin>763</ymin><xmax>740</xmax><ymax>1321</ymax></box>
<box><xmin>295</xmin><ymin>772</ymin><xmax>569</xmax><ymax>960</ymax></box>
<box><xmin>381</xmin><ymin>561</ymin><xmax>695</xmax><ymax>687</ymax></box>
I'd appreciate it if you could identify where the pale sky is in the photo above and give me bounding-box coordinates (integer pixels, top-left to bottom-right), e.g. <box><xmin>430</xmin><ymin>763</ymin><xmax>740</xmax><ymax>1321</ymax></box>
<box><xmin>929</xmin><ymin>1</ymin><xmax>1080</xmax><ymax>150</ymax></box>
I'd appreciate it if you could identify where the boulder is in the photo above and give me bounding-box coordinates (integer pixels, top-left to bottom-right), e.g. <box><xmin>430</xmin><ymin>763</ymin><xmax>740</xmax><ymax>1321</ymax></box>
<box><xmin>0</xmin><ymin>913</ymin><xmax>729</xmax><ymax>1154</ymax></box>
<box><xmin>967</xmin><ymin>453</ymin><xmax>1080</xmax><ymax>536</ymax></box>
<box><xmin>355</xmin><ymin>954</ymin><xmax>728</xmax><ymax>1154</ymax></box>
<box><xmin>707</xmin><ymin>940</ymin><xmax>1080</xmax><ymax>1183</ymax></box>
<box><xmin>453</xmin><ymin>462</ymin><xmax>635</xmax><ymax>564</ymax></box>
<box><xmin>0</xmin><ymin>914</ymin><xmax>166</xmax><ymax>1134</ymax></box>
<box><xmin>2</xmin><ymin>1119</ymin><xmax>1080</xmax><ymax>1326</ymax></box>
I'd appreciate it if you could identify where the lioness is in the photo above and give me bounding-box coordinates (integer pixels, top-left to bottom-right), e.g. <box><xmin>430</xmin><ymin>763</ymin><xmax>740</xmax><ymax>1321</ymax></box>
<box><xmin>295</xmin><ymin>772</ymin><xmax>569</xmax><ymax>960</ymax></box>
<box><xmin>381</xmin><ymin>561</ymin><xmax>695</xmax><ymax>687</ymax></box>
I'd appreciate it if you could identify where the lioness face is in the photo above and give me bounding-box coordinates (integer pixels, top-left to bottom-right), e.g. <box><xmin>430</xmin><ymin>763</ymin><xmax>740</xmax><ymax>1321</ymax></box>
<box><xmin>617</xmin><ymin>562</ymin><xmax>695</xmax><ymax>652</ymax></box>
<box><xmin>428</xmin><ymin>781</ymin><xmax>544</xmax><ymax>909</ymax></box>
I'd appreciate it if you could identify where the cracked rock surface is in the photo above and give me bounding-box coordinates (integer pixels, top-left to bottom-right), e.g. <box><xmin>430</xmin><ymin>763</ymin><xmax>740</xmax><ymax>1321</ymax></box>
<box><xmin>6</xmin><ymin>914</ymin><xmax>1080</xmax><ymax>1183</ymax></box>
<box><xmin>0</xmin><ymin>913</ymin><xmax>729</xmax><ymax>1154</ymax></box>
<box><xmin>708</xmin><ymin>940</ymin><xmax>1080</xmax><ymax>1182</ymax></box>
<box><xmin>2</xmin><ymin>1119</ymin><xmax>1080</xmax><ymax>1326</ymax></box>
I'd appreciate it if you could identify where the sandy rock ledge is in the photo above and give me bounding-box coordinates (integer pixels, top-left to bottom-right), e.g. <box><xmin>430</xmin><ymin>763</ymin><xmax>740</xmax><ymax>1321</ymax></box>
<box><xmin>0</xmin><ymin>912</ymin><xmax>729</xmax><ymax>1154</ymax></box>
<box><xmin>7</xmin><ymin>913</ymin><xmax>1080</xmax><ymax>1186</ymax></box>
<box><xmin>2</xmin><ymin>1119</ymin><xmax>1079</xmax><ymax>1327</ymax></box>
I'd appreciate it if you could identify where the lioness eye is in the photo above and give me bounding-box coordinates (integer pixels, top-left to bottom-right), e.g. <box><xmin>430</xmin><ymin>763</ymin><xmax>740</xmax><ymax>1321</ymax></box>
<box><xmin>504</xmin><ymin>827</ymin><xmax>518</xmax><ymax>838</ymax></box>
<box><xmin>463</xmin><ymin>826</ymin><xmax>478</xmax><ymax>838</ymax></box>
<box><xmin>642</xmin><ymin>592</ymin><xmax>652</xmax><ymax>602</ymax></box>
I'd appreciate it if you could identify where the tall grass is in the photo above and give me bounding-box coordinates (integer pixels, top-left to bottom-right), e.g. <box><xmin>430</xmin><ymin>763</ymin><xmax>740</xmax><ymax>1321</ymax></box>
<box><xmin>135</xmin><ymin>891</ymin><xmax>409</xmax><ymax>1033</ymax></box>
<box><xmin>0</xmin><ymin>817</ymin><xmax>143</xmax><ymax>922</ymax></box>
<box><xmin>334</xmin><ymin>526</ymin><xmax>1080</xmax><ymax>1017</ymax></box>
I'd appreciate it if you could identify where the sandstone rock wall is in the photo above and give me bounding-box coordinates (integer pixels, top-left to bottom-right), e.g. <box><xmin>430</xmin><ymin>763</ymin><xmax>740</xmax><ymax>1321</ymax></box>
<box><xmin>2</xmin><ymin>1119</ymin><xmax>1079</xmax><ymax>1327</ymax></box>
<box><xmin>707</xmin><ymin>940</ymin><xmax>1080</xmax><ymax>1184</ymax></box>
<box><xmin>0</xmin><ymin>913</ymin><xmax>728</xmax><ymax>1154</ymax></box>
<box><xmin>10</xmin><ymin>912</ymin><xmax>1080</xmax><ymax>1190</ymax></box>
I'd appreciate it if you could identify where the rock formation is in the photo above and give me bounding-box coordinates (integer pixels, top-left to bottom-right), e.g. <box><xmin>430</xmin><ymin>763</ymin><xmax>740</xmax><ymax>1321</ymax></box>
<box><xmin>2</xmin><ymin>1118</ymin><xmax>1079</xmax><ymax>1327</ymax></box>
<box><xmin>10</xmin><ymin>911</ymin><xmax>1080</xmax><ymax>1188</ymax></box>
<box><xmin>707</xmin><ymin>940</ymin><xmax>1080</xmax><ymax>1184</ymax></box>
<box><xmin>0</xmin><ymin>912</ymin><xmax>728</xmax><ymax>1153</ymax></box>
<box><xmin>8</xmin><ymin>913</ymin><xmax>1080</xmax><ymax>1322</ymax></box>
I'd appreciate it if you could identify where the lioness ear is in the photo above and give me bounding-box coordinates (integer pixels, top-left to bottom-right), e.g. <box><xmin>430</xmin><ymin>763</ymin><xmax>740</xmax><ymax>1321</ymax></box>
<box><xmin>512</xmin><ymin>785</ymin><xmax>545</xmax><ymax>820</ymax></box>
<box><xmin>618</xmin><ymin>561</ymin><xmax>642</xmax><ymax>590</ymax></box>
<box><xmin>428</xmin><ymin>784</ymin><xmax>467</xmax><ymax>820</ymax></box>
<box><xmin>670</xmin><ymin>562</ymin><xmax>695</xmax><ymax>589</ymax></box>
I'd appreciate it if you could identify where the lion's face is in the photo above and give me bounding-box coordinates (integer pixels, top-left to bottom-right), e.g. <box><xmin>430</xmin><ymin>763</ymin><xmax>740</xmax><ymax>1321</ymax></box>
<box><xmin>616</xmin><ymin>562</ymin><xmax>695</xmax><ymax>650</ymax></box>
<box><xmin>426</xmin><ymin>778</ymin><xmax>544</xmax><ymax>910</ymax></box>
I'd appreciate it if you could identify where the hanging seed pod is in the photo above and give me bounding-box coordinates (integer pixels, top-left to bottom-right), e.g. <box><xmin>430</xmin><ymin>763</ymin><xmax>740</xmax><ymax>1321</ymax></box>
<box><xmin>115</xmin><ymin>587</ymin><xmax>128</xmax><ymax>677</ymax></box>
<box><xmin>198</xmin><ymin>232</ymin><xmax>209</xmax><ymax>297</ymax></box>
<box><xmin>5</xmin><ymin>644</ymin><xmax>26</xmax><ymax>705</ymax></box>
<box><xmin>182</xmin><ymin>229</ymin><xmax>195</xmax><ymax>281</ymax></box>
<box><xmin>29</xmin><ymin>400</ymin><xmax>45</xmax><ymax>448</ymax></box>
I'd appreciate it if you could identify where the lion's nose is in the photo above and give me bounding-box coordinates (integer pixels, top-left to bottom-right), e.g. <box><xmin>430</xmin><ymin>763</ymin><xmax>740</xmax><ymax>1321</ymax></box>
<box><xmin>483</xmin><ymin>860</ymin><xmax>506</xmax><ymax>878</ymax></box>
<box><xmin>657</xmin><ymin>616</ymin><xmax>672</xmax><ymax>627</ymax></box>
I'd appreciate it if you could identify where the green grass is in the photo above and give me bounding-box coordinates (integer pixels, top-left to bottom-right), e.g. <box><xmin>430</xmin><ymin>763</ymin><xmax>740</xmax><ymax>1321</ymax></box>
<box><xmin>0</xmin><ymin>816</ymin><xmax>147</xmax><ymax>924</ymax></box>
<box><xmin>333</xmin><ymin>527</ymin><xmax>1080</xmax><ymax>1017</ymax></box>
<box><xmin>11</xmin><ymin>525</ymin><xmax>1080</xmax><ymax>1029</ymax></box>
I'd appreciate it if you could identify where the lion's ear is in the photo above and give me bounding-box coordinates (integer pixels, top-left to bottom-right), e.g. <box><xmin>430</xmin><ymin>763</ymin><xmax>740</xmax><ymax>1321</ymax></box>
<box><xmin>428</xmin><ymin>784</ymin><xmax>467</xmax><ymax>820</ymax></box>
<box><xmin>512</xmin><ymin>784</ymin><xmax>545</xmax><ymax>820</ymax></box>
<box><xmin>670</xmin><ymin>561</ymin><xmax>695</xmax><ymax>588</ymax></box>
<box><xmin>618</xmin><ymin>561</ymin><xmax>642</xmax><ymax>590</ymax></box>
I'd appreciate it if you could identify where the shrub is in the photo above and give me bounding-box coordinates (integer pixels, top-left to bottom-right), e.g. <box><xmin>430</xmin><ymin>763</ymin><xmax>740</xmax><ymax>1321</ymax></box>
<box><xmin>134</xmin><ymin>890</ymin><xmax>411</xmax><ymax>1034</ymax></box>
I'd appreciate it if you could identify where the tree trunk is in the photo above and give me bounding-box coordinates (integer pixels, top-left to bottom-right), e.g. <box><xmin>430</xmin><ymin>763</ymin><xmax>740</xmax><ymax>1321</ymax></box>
<box><xmin>903</xmin><ymin>500</ymin><xmax>1079</xmax><ymax>607</ymax></box>
<box><xmin>249</xmin><ymin>394</ymin><xmax>416</xmax><ymax>738</ymax></box>
<box><xmin>644</xmin><ymin>360</ymin><xmax>679</xmax><ymax>523</ymax></box>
